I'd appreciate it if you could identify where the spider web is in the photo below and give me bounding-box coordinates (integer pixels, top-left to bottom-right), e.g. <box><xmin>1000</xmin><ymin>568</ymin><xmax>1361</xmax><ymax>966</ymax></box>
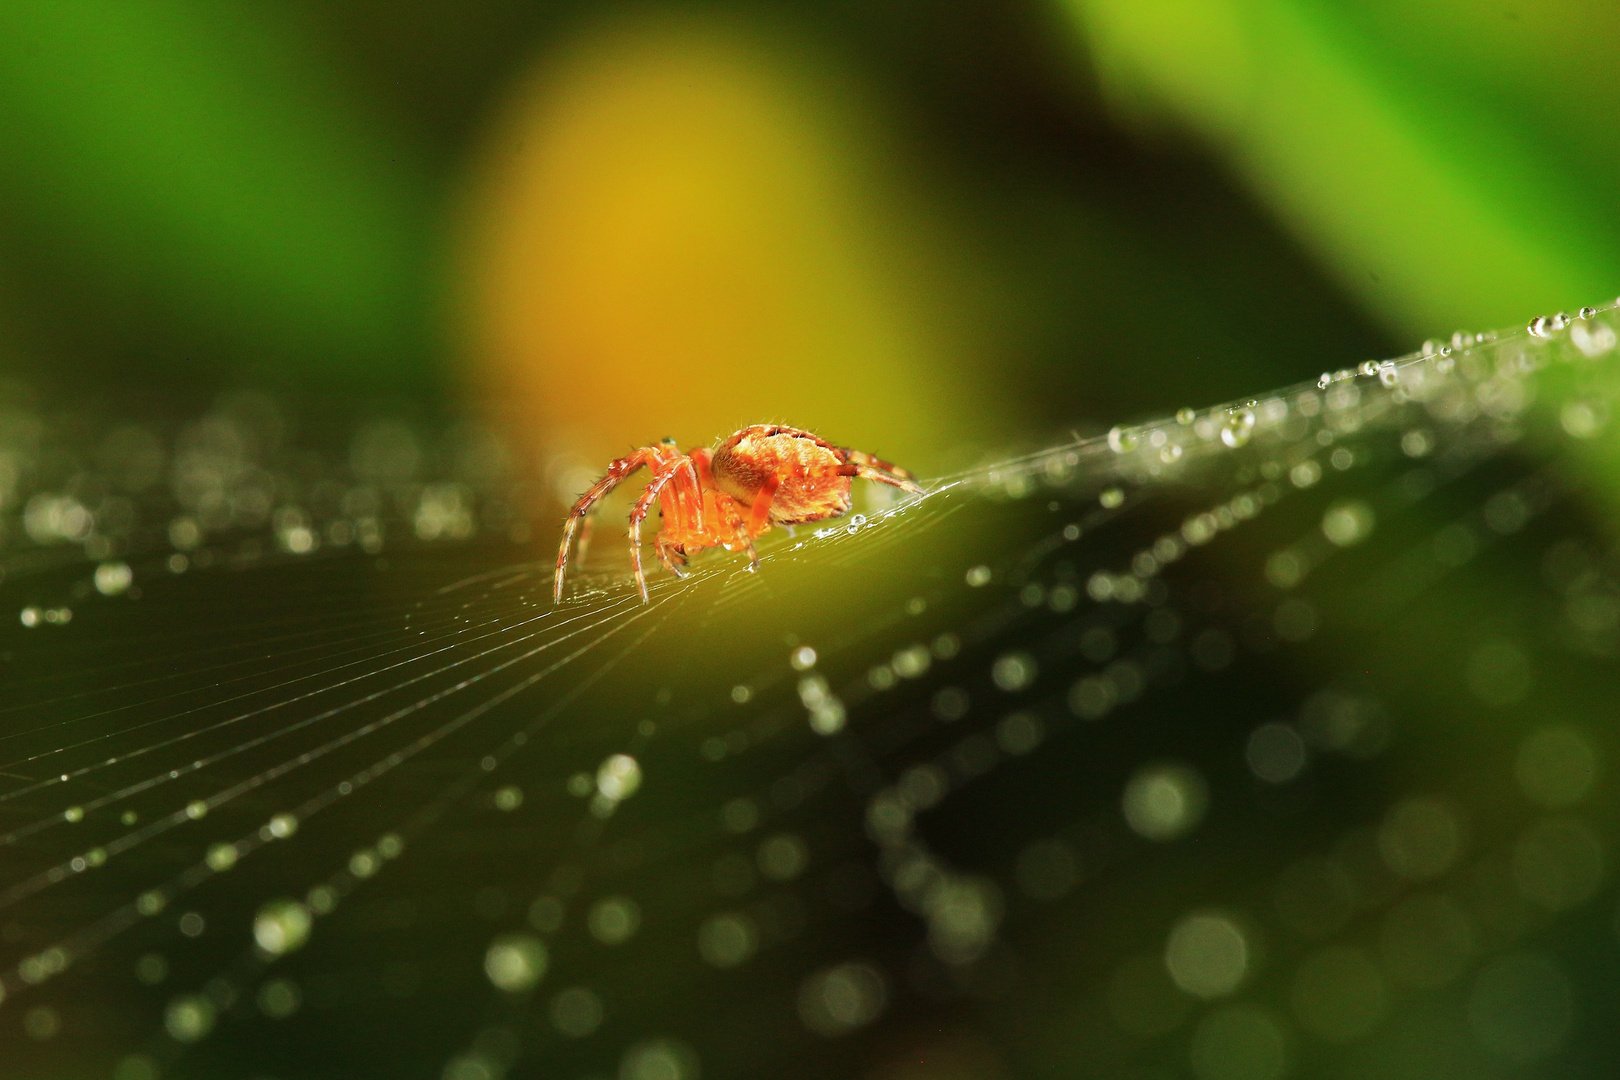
<box><xmin>0</xmin><ymin>303</ymin><xmax>1618</xmax><ymax>1079</ymax></box>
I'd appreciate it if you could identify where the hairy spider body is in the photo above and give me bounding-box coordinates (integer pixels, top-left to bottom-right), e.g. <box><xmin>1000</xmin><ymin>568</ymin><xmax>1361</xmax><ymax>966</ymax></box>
<box><xmin>554</xmin><ymin>424</ymin><xmax>923</xmax><ymax>603</ymax></box>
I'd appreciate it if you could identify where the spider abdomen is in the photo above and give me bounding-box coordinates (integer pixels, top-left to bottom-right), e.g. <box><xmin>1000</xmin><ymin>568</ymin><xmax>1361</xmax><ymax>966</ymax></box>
<box><xmin>711</xmin><ymin>425</ymin><xmax>852</xmax><ymax>525</ymax></box>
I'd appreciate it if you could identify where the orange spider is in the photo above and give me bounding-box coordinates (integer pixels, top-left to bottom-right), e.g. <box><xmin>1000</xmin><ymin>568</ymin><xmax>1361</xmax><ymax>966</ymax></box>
<box><xmin>554</xmin><ymin>424</ymin><xmax>924</xmax><ymax>603</ymax></box>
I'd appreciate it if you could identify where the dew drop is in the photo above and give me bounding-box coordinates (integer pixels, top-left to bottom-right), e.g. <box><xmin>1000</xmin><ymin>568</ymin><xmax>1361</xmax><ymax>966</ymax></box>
<box><xmin>1579</xmin><ymin>306</ymin><xmax>1597</xmax><ymax>319</ymax></box>
<box><xmin>94</xmin><ymin>561</ymin><xmax>133</xmax><ymax>596</ymax></box>
<box><xmin>596</xmin><ymin>755</ymin><xmax>642</xmax><ymax>802</ymax></box>
<box><xmin>1107</xmin><ymin>426</ymin><xmax>1139</xmax><ymax>454</ymax></box>
<box><xmin>1220</xmin><ymin>410</ymin><xmax>1255</xmax><ymax>449</ymax></box>
<box><xmin>484</xmin><ymin>934</ymin><xmax>548</xmax><ymax>992</ymax></box>
<box><xmin>1317</xmin><ymin>373</ymin><xmax>1332</xmax><ymax>390</ymax></box>
<box><xmin>254</xmin><ymin>900</ymin><xmax>312</xmax><ymax>956</ymax></box>
<box><xmin>1176</xmin><ymin>407</ymin><xmax>1196</xmax><ymax>425</ymax></box>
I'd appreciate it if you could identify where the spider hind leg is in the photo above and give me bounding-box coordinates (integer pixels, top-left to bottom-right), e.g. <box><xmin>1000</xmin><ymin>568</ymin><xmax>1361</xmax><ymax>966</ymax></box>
<box><xmin>837</xmin><ymin>452</ymin><xmax>925</xmax><ymax>496</ymax></box>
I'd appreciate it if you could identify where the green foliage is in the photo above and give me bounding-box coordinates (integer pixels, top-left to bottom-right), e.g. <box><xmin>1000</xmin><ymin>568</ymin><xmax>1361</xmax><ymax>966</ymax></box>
<box><xmin>1064</xmin><ymin>0</ymin><xmax>1620</xmax><ymax>335</ymax></box>
<box><xmin>0</xmin><ymin>2</ymin><xmax>434</xmax><ymax>384</ymax></box>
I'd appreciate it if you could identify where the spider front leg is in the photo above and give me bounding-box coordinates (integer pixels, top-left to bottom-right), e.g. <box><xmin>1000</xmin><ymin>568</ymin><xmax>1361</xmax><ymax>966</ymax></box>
<box><xmin>554</xmin><ymin>447</ymin><xmax>665</xmax><ymax>603</ymax></box>
<box><xmin>627</xmin><ymin>467</ymin><xmax>679</xmax><ymax>603</ymax></box>
<box><xmin>574</xmin><ymin>512</ymin><xmax>597</xmax><ymax>566</ymax></box>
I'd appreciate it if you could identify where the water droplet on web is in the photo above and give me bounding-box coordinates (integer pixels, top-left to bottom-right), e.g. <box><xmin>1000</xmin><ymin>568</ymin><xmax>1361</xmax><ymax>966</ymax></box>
<box><xmin>1164</xmin><ymin>911</ymin><xmax>1247</xmax><ymax>996</ymax></box>
<box><xmin>845</xmin><ymin>513</ymin><xmax>868</xmax><ymax>535</ymax></box>
<box><xmin>1400</xmin><ymin>429</ymin><xmax>1434</xmax><ymax>457</ymax></box>
<box><xmin>164</xmin><ymin>996</ymin><xmax>215</xmax><ymax>1043</ymax></box>
<box><xmin>1107</xmin><ymin>426</ymin><xmax>1138</xmax><ymax>454</ymax></box>
<box><xmin>1515</xmin><ymin>727</ymin><xmax>1598</xmax><ymax>809</ymax></box>
<box><xmin>587</xmin><ymin>896</ymin><xmax>641</xmax><ymax>945</ymax></box>
<box><xmin>254</xmin><ymin>900</ymin><xmax>312</xmax><ymax>956</ymax></box>
<box><xmin>596</xmin><ymin>754</ymin><xmax>642</xmax><ymax>801</ymax></box>
<box><xmin>1377</xmin><ymin>797</ymin><xmax>1463</xmax><ymax>880</ymax></box>
<box><xmin>698</xmin><ymin>914</ymin><xmax>758</xmax><ymax>970</ymax></box>
<box><xmin>797</xmin><ymin>963</ymin><xmax>887</xmax><ymax>1037</ymax></box>
<box><xmin>1176</xmin><ymin>407</ymin><xmax>1196</xmax><ymax>425</ymax></box>
<box><xmin>1579</xmin><ymin>306</ymin><xmax>1597</xmax><ymax>319</ymax></box>
<box><xmin>205</xmin><ymin>843</ymin><xmax>238</xmax><ymax>871</ymax></box>
<box><xmin>1123</xmin><ymin>763</ymin><xmax>1208</xmax><ymax>842</ymax></box>
<box><xmin>1321</xmin><ymin>501</ymin><xmax>1375</xmax><ymax>546</ymax></box>
<box><xmin>94</xmin><ymin>561</ymin><xmax>133</xmax><ymax>596</ymax></box>
<box><xmin>484</xmin><ymin>934</ymin><xmax>547</xmax><ymax>991</ymax></box>
<box><xmin>892</xmin><ymin>645</ymin><xmax>931</xmax><ymax>679</ymax></box>
<box><xmin>991</xmin><ymin>652</ymin><xmax>1037</xmax><ymax>692</ymax></box>
<box><xmin>1220</xmin><ymin>409</ymin><xmax>1254</xmax><ymax>449</ymax></box>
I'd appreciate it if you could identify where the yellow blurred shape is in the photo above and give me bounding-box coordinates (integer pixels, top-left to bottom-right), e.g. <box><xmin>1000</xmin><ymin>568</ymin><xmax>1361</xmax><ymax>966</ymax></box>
<box><xmin>457</xmin><ymin>18</ymin><xmax>974</xmax><ymax>483</ymax></box>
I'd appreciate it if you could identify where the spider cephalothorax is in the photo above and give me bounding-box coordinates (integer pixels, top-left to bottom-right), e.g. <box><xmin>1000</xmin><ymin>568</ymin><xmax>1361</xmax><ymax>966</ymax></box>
<box><xmin>554</xmin><ymin>424</ymin><xmax>923</xmax><ymax>602</ymax></box>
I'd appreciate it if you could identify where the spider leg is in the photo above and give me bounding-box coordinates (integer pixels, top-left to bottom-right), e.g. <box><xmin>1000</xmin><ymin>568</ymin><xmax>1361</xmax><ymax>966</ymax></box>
<box><xmin>840</xmin><ymin>449</ymin><xmax>925</xmax><ymax>495</ymax></box>
<box><xmin>574</xmin><ymin>512</ymin><xmax>596</xmax><ymax>564</ymax></box>
<box><xmin>744</xmin><ymin>473</ymin><xmax>782</xmax><ymax>536</ymax></box>
<box><xmin>689</xmin><ymin>448</ymin><xmax>717</xmax><ymax>532</ymax></box>
<box><xmin>651</xmin><ymin>459</ymin><xmax>693</xmax><ymax>579</ymax></box>
<box><xmin>841</xmin><ymin>447</ymin><xmax>914</xmax><ymax>478</ymax></box>
<box><xmin>836</xmin><ymin>460</ymin><xmax>925</xmax><ymax>496</ymax></box>
<box><xmin>706</xmin><ymin>491</ymin><xmax>758</xmax><ymax>572</ymax></box>
<box><xmin>628</xmin><ymin>466</ymin><xmax>679</xmax><ymax>603</ymax></box>
<box><xmin>672</xmin><ymin>456</ymin><xmax>704</xmax><ymax>533</ymax></box>
<box><xmin>655</xmin><ymin>536</ymin><xmax>688</xmax><ymax>578</ymax></box>
<box><xmin>554</xmin><ymin>448</ymin><xmax>661</xmax><ymax>603</ymax></box>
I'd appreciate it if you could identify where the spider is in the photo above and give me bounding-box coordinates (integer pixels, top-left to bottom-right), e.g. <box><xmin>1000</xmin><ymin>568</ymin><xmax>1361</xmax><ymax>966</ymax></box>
<box><xmin>554</xmin><ymin>424</ymin><xmax>924</xmax><ymax>603</ymax></box>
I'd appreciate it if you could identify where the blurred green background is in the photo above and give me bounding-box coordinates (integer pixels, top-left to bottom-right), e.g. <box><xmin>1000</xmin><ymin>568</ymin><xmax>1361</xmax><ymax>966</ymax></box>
<box><xmin>4</xmin><ymin>0</ymin><xmax>1613</xmax><ymax>459</ymax></box>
